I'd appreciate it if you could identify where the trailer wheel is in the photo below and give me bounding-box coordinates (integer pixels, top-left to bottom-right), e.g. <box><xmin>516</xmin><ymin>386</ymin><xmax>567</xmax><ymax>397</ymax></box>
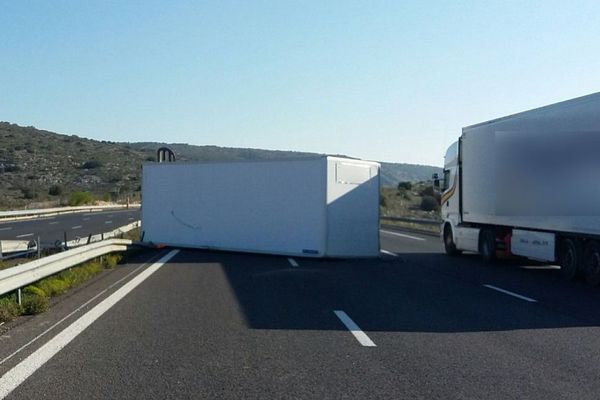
<box><xmin>479</xmin><ymin>230</ymin><xmax>496</xmax><ymax>262</ymax></box>
<box><xmin>558</xmin><ymin>238</ymin><xmax>580</xmax><ymax>281</ymax></box>
<box><xmin>443</xmin><ymin>224</ymin><xmax>461</xmax><ymax>256</ymax></box>
<box><xmin>583</xmin><ymin>241</ymin><xmax>600</xmax><ymax>286</ymax></box>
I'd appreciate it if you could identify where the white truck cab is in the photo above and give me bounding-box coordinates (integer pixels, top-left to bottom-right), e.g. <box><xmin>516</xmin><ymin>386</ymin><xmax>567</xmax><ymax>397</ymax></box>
<box><xmin>438</xmin><ymin>92</ymin><xmax>600</xmax><ymax>285</ymax></box>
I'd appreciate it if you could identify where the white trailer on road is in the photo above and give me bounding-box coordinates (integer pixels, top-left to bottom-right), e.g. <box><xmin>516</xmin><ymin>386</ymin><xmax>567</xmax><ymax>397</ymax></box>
<box><xmin>142</xmin><ymin>156</ymin><xmax>380</xmax><ymax>258</ymax></box>
<box><xmin>439</xmin><ymin>92</ymin><xmax>600</xmax><ymax>284</ymax></box>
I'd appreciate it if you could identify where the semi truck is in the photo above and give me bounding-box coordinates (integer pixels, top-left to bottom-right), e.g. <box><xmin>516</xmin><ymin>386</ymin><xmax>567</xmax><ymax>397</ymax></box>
<box><xmin>439</xmin><ymin>92</ymin><xmax>600</xmax><ymax>284</ymax></box>
<box><xmin>141</xmin><ymin>156</ymin><xmax>381</xmax><ymax>258</ymax></box>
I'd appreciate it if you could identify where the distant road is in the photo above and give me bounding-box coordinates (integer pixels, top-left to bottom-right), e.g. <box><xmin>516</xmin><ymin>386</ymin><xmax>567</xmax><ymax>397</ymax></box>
<box><xmin>0</xmin><ymin>208</ymin><xmax>140</xmax><ymax>248</ymax></box>
<box><xmin>2</xmin><ymin>226</ymin><xmax>600</xmax><ymax>399</ymax></box>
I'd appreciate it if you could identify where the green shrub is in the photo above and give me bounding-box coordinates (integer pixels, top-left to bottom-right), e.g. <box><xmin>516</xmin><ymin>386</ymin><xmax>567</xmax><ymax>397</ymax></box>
<box><xmin>420</xmin><ymin>195</ymin><xmax>440</xmax><ymax>212</ymax></box>
<box><xmin>68</xmin><ymin>191</ymin><xmax>95</xmax><ymax>206</ymax></box>
<box><xmin>103</xmin><ymin>254</ymin><xmax>122</xmax><ymax>269</ymax></box>
<box><xmin>21</xmin><ymin>187</ymin><xmax>36</xmax><ymax>199</ymax></box>
<box><xmin>22</xmin><ymin>295</ymin><xmax>49</xmax><ymax>314</ymax></box>
<box><xmin>397</xmin><ymin>181</ymin><xmax>412</xmax><ymax>191</ymax></box>
<box><xmin>379</xmin><ymin>196</ymin><xmax>387</xmax><ymax>208</ymax></box>
<box><xmin>0</xmin><ymin>297</ymin><xmax>22</xmax><ymax>322</ymax></box>
<box><xmin>48</xmin><ymin>185</ymin><xmax>63</xmax><ymax>196</ymax></box>
<box><xmin>81</xmin><ymin>160</ymin><xmax>102</xmax><ymax>169</ymax></box>
<box><xmin>24</xmin><ymin>285</ymin><xmax>48</xmax><ymax>298</ymax></box>
<box><xmin>37</xmin><ymin>278</ymin><xmax>69</xmax><ymax>297</ymax></box>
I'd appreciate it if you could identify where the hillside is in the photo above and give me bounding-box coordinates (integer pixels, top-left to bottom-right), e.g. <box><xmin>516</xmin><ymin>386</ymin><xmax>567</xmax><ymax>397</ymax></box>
<box><xmin>0</xmin><ymin>122</ymin><xmax>441</xmax><ymax>209</ymax></box>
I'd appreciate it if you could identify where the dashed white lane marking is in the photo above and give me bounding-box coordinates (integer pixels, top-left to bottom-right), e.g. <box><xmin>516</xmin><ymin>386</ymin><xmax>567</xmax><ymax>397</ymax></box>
<box><xmin>128</xmin><ymin>217</ymin><xmax>134</xmax><ymax>220</ymax></box>
<box><xmin>71</xmin><ymin>225</ymin><xmax>82</xmax><ymax>230</ymax></box>
<box><xmin>288</xmin><ymin>258</ymin><xmax>299</xmax><ymax>267</ymax></box>
<box><xmin>483</xmin><ymin>284</ymin><xmax>537</xmax><ymax>303</ymax></box>
<box><xmin>380</xmin><ymin>230</ymin><xmax>426</xmax><ymax>241</ymax></box>
<box><xmin>380</xmin><ymin>249</ymin><xmax>398</xmax><ymax>257</ymax></box>
<box><xmin>48</xmin><ymin>221</ymin><xmax>59</xmax><ymax>225</ymax></box>
<box><xmin>0</xmin><ymin>227</ymin><xmax>12</xmax><ymax>231</ymax></box>
<box><xmin>82</xmin><ymin>218</ymin><xmax>90</xmax><ymax>221</ymax></box>
<box><xmin>15</xmin><ymin>233</ymin><xmax>33</xmax><ymax>238</ymax></box>
<box><xmin>105</xmin><ymin>221</ymin><xmax>113</xmax><ymax>224</ymax></box>
<box><xmin>0</xmin><ymin>249</ymin><xmax>180</xmax><ymax>399</ymax></box>
<box><xmin>333</xmin><ymin>310</ymin><xmax>376</xmax><ymax>347</ymax></box>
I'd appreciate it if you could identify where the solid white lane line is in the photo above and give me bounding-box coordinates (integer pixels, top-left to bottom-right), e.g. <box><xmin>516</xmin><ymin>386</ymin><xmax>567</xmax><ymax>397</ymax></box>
<box><xmin>15</xmin><ymin>233</ymin><xmax>33</xmax><ymax>238</ymax></box>
<box><xmin>333</xmin><ymin>310</ymin><xmax>376</xmax><ymax>347</ymax></box>
<box><xmin>0</xmin><ymin>252</ymin><xmax>166</xmax><ymax>367</ymax></box>
<box><xmin>48</xmin><ymin>221</ymin><xmax>59</xmax><ymax>225</ymax></box>
<box><xmin>483</xmin><ymin>284</ymin><xmax>537</xmax><ymax>303</ymax></box>
<box><xmin>82</xmin><ymin>218</ymin><xmax>90</xmax><ymax>221</ymax></box>
<box><xmin>0</xmin><ymin>227</ymin><xmax>12</xmax><ymax>231</ymax></box>
<box><xmin>105</xmin><ymin>221</ymin><xmax>113</xmax><ymax>224</ymax></box>
<box><xmin>380</xmin><ymin>249</ymin><xmax>398</xmax><ymax>257</ymax></box>
<box><xmin>380</xmin><ymin>230</ymin><xmax>426</xmax><ymax>241</ymax></box>
<box><xmin>128</xmin><ymin>217</ymin><xmax>134</xmax><ymax>220</ymax></box>
<box><xmin>71</xmin><ymin>225</ymin><xmax>82</xmax><ymax>230</ymax></box>
<box><xmin>0</xmin><ymin>249</ymin><xmax>180</xmax><ymax>399</ymax></box>
<box><xmin>288</xmin><ymin>258</ymin><xmax>299</xmax><ymax>267</ymax></box>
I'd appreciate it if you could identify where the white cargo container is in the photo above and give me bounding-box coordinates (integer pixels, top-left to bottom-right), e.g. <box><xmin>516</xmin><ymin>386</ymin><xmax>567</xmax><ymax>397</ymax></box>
<box><xmin>141</xmin><ymin>156</ymin><xmax>380</xmax><ymax>258</ymax></box>
<box><xmin>438</xmin><ymin>92</ymin><xmax>600</xmax><ymax>284</ymax></box>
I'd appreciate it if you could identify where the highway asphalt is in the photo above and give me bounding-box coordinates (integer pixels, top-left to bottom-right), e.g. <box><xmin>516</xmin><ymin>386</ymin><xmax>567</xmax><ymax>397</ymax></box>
<box><xmin>2</xmin><ymin>228</ymin><xmax>600</xmax><ymax>398</ymax></box>
<box><xmin>0</xmin><ymin>209</ymin><xmax>140</xmax><ymax>248</ymax></box>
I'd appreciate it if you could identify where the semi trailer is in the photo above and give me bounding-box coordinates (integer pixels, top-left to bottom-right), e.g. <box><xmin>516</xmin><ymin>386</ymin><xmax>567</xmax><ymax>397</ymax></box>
<box><xmin>141</xmin><ymin>156</ymin><xmax>381</xmax><ymax>258</ymax></box>
<box><xmin>439</xmin><ymin>92</ymin><xmax>600</xmax><ymax>284</ymax></box>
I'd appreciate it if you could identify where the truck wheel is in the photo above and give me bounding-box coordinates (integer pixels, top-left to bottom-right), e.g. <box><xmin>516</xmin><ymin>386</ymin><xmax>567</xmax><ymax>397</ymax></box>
<box><xmin>479</xmin><ymin>230</ymin><xmax>496</xmax><ymax>262</ymax></box>
<box><xmin>558</xmin><ymin>238</ymin><xmax>580</xmax><ymax>280</ymax></box>
<box><xmin>443</xmin><ymin>225</ymin><xmax>461</xmax><ymax>256</ymax></box>
<box><xmin>583</xmin><ymin>241</ymin><xmax>600</xmax><ymax>286</ymax></box>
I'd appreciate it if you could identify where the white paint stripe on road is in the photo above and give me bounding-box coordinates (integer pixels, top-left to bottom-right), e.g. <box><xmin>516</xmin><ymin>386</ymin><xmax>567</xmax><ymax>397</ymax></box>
<box><xmin>380</xmin><ymin>230</ymin><xmax>425</xmax><ymax>241</ymax></box>
<box><xmin>483</xmin><ymin>284</ymin><xmax>537</xmax><ymax>303</ymax></box>
<box><xmin>333</xmin><ymin>310</ymin><xmax>376</xmax><ymax>347</ymax></box>
<box><xmin>288</xmin><ymin>258</ymin><xmax>299</xmax><ymax>267</ymax></box>
<box><xmin>0</xmin><ymin>251</ymin><xmax>167</xmax><ymax>367</ymax></box>
<box><xmin>71</xmin><ymin>225</ymin><xmax>82</xmax><ymax>230</ymax></box>
<box><xmin>0</xmin><ymin>227</ymin><xmax>12</xmax><ymax>231</ymax></box>
<box><xmin>105</xmin><ymin>221</ymin><xmax>113</xmax><ymax>224</ymax></box>
<box><xmin>48</xmin><ymin>221</ymin><xmax>59</xmax><ymax>225</ymax></box>
<box><xmin>15</xmin><ymin>233</ymin><xmax>33</xmax><ymax>238</ymax></box>
<box><xmin>0</xmin><ymin>249</ymin><xmax>180</xmax><ymax>399</ymax></box>
<box><xmin>380</xmin><ymin>249</ymin><xmax>398</xmax><ymax>257</ymax></box>
<box><xmin>82</xmin><ymin>218</ymin><xmax>90</xmax><ymax>221</ymax></box>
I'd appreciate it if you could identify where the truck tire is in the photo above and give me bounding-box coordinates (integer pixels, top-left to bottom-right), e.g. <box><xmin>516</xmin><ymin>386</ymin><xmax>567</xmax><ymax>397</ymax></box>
<box><xmin>558</xmin><ymin>238</ymin><xmax>580</xmax><ymax>281</ymax></box>
<box><xmin>479</xmin><ymin>230</ymin><xmax>496</xmax><ymax>262</ymax></box>
<box><xmin>582</xmin><ymin>241</ymin><xmax>600</xmax><ymax>286</ymax></box>
<box><xmin>443</xmin><ymin>224</ymin><xmax>461</xmax><ymax>256</ymax></box>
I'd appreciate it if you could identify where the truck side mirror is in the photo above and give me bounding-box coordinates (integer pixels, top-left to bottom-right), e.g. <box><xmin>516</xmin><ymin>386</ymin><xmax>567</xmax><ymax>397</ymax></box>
<box><xmin>432</xmin><ymin>173</ymin><xmax>440</xmax><ymax>189</ymax></box>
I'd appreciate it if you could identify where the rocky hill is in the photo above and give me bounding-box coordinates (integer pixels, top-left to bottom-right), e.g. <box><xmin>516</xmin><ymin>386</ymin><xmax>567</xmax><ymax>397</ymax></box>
<box><xmin>0</xmin><ymin>122</ymin><xmax>441</xmax><ymax>209</ymax></box>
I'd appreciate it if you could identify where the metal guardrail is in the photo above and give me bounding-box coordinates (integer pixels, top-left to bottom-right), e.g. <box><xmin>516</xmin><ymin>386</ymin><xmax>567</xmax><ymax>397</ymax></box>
<box><xmin>380</xmin><ymin>216</ymin><xmax>442</xmax><ymax>226</ymax></box>
<box><xmin>62</xmin><ymin>220</ymin><xmax>140</xmax><ymax>249</ymax></box>
<box><xmin>0</xmin><ymin>239</ymin><xmax>132</xmax><ymax>298</ymax></box>
<box><xmin>0</xmin><ymin>204</ymin><xmax>140</xmax><ymax>222</ymax></box>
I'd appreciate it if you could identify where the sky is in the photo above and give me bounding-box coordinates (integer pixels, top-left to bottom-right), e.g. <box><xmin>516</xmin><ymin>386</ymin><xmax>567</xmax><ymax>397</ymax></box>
<box><xmin>1</xmin><ymin>1</ymin><xmax>600</xmax><ymax>166</ymax></box>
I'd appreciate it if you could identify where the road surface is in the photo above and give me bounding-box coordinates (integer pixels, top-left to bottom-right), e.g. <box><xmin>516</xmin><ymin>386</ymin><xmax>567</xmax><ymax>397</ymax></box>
<box><xmin>1</xmin><ymin>228</ymin><xmax>600</xmax><ymax>399</ymax></box>
<box><xmin>0</xmin><ymin>209</ymin><xmax>140</xmax><ymax>248</ymax></box>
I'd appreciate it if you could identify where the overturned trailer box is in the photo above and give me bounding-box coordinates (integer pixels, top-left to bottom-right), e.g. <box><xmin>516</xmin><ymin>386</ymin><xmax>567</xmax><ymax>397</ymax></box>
<box><xmin>141</xmin><ymin>156</ymin><xmax>380</xmax><ymax>257</ymax></box>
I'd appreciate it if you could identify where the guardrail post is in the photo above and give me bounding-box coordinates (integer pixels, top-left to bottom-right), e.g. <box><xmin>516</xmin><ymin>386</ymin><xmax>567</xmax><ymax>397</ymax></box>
<box><xmin>87</xmin><ymin>233</ymin><xmax>92</xmax><ymax>244</ymax></box>
<box><xmin>17</xmin><ymin>288</ymin><xmax>22</xmax><ymax>305</ymax></box>
<box><xmin>0</xmin><ymin>241</ymin><xmax>3</xmax><ymax>261</ymax></box>
<box><xmin>64</xmin><ymin>231</ymin><xmax>68</xmax><ymax>250</ymax></box>
<box><xmin>37</xmin><ymin>236</ymin><xmax>41</xmax><ymax>259</ymax></box>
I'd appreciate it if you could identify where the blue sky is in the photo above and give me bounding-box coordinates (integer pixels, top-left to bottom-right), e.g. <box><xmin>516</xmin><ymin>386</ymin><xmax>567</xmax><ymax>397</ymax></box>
<box><xmin>1</xmin><ymin>1</ymin><xmax>600</xmax><ymax>166</ymax></box>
